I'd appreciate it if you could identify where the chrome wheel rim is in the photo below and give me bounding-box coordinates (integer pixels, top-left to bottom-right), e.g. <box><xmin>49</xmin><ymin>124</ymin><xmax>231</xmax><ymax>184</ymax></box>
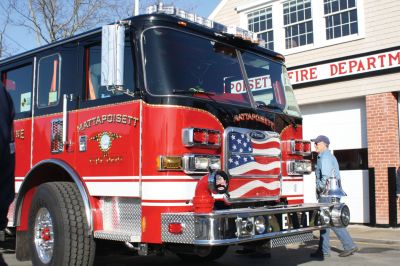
<box><xmin>34</xmin><ymin>207</ymin><xmax>54</xmax><ymax>264</ymax></box>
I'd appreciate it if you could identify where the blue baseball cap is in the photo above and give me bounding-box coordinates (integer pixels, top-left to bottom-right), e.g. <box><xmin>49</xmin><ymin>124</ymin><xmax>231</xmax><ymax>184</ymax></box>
<box><xmin>311</xmin><ymin>135</ymin><xmax>330</xmax><ymax>145</ymax></box>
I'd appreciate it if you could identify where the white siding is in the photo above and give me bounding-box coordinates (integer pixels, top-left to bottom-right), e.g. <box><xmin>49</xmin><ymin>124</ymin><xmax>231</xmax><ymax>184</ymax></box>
<box><xmin>212</xmin><ymin>0</ymin><xmax>253</xmax><ymax>26</ymax></box>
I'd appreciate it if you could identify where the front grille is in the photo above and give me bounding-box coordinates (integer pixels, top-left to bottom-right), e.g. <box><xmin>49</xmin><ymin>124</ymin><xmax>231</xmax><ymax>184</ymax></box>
<box><xmin>224</xmin><ymin>127</ymin><xmax>282</xmax><ymax>201</ymax></box>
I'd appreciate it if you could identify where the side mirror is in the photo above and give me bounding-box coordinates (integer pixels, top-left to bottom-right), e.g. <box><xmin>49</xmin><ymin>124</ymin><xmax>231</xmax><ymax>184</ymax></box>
<box><xmin>101</xmin><ymin>23</ymin><xmax>125</xmax><ymax>88</ymax></box>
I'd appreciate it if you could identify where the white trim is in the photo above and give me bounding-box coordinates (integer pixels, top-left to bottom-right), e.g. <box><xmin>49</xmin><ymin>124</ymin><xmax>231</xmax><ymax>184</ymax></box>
<box><xmin>15</xmin><ymin>181</ymin><xmax>23</xmax><ymax>192</ymax></box>
<box><xmin>284</xmin><ymin>196</ymin><xmax>304</xmax><ymax>200</ymax></box>
<box><xmin>82</xmin><ymin>175</ymin><xmax>200</xmax><ymax>180</ymax></box>
<box><xmin>208</xmin><ymin>0</ymin><xmax>228</xmax><ymax>20</ymax></box>
<box><xmin>30</xmin><ymin>57</ymin><xmax>36</xmax><ymax>169</ymax></box>
<box><xmin>85</xmin><ymin>182</ymin><xmax>140</xmax><ymax>197</ymax></box>
<box><xmin>142</xmin><ymin>202</ymin><xmax>193</xmax><ymax>207</ymax></box>
<box><xmin>236</xmin><ymin>0</ymin><xmax>275</xmax><ymax>13</ymax></box>
<box><xmin>142</xmin><ymin>182</ymin><xmax>197</xmax><ymax>200</ymax></box>
<box><xmin>83</xmin><ymin>176</ymin><xmax>139</xmax><ymax>180</ymax></box>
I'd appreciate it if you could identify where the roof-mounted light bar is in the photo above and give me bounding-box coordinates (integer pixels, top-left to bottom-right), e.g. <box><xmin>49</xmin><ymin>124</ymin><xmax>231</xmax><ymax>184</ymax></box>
<box><xmin>146</xmin><ymin>3</ymin><xmax>265</xmax><ymax>46</ymax></box>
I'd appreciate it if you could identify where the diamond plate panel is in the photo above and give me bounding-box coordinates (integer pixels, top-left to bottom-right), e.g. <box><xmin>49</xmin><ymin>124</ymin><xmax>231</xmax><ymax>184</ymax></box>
<box><xmin>161</xmin><ymin>213</ymin><xmax>196</xmax><ymax>244</ymax></box>
<box><xmin>95</xmin><ymin>197</ymin><xmax>141</xmax><ymax>241</ymax></box>
<box><xmin>270</xmin><ymin>232</ymin><xmax>314</xmax><ymax>248</ymax></box>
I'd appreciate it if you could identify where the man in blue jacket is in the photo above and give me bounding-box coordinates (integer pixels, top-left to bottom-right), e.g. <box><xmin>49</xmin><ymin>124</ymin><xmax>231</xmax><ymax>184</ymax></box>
<box><xmin>0</xmin><ymin>84</ymin><xmax>15</xmax><ymax>242</ymax></box>
<box><xmin>310</xmin><ymin>135</ymin><xmax>358</xmax><ymax>259</ymax></box>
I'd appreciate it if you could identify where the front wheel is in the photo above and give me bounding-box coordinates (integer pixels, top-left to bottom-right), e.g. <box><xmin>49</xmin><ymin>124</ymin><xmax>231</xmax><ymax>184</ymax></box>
<box><xmin>28</xmin><ymin>182</ymin><xmax>95</xmax><ymax>266</ymax></box>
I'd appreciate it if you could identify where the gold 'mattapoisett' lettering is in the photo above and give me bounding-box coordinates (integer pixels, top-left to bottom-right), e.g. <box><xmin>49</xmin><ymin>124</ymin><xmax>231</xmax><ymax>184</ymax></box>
<box><xmin>78</xmin><ymin>114</ymin><xmax>139</xmax><ymax>131</ymax></box>
<box><xmin>233</xmin><ymin>113</ymin><xmax>275</xmax><ymax>129</ymax></box>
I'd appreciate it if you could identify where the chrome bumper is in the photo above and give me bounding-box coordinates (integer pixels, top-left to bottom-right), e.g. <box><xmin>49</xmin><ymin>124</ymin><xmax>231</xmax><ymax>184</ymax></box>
<box><xmin>161</xmin><ymin>203</ymin><xmax>348</xmax><ymax>246</ymax></box>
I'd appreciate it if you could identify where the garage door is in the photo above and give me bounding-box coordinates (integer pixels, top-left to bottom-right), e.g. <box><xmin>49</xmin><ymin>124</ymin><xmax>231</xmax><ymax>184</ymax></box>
<box><xmin>300</xmin><ymin>97</ymin><xmax>370</xmax><ymax>223</ymax></box>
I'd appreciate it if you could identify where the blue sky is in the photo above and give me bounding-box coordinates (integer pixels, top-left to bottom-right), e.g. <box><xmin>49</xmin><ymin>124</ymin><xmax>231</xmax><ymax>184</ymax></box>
<box><xmin>3</xmin><ymin>0</ymin><xmax>221</xmax><ymax>57</ymax></box>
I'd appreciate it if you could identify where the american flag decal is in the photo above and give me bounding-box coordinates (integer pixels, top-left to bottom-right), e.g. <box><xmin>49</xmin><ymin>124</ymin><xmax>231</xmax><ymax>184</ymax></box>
<box><xmin>227</xmin><ymin>131</ymin><xmax>281</xmax><ymax>177</ymax></box>
<box><xmin>225</xmin><ymin>128</ymin><xmax>282</xmax><ymax>200</ymax></box>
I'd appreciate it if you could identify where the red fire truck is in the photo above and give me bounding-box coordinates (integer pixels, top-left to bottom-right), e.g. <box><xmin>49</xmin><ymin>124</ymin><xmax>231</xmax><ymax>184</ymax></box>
<box><xmin>1</xmin><ymin>4</ymin><xmax>350</xmax><ymax>265</ymax></box>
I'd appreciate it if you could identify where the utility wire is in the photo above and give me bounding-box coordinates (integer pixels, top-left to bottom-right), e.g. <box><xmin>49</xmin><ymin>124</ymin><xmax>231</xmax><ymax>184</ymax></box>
<box><xmin>3</xmin><ymin>32</ymin><xmax>29</xmax><ymax>50</ymax></box>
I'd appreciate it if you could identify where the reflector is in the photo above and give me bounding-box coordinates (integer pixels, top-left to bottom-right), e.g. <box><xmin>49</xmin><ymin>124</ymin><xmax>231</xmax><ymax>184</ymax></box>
<box><xmin>168</xmin><ymin>223</ymin><xmax>183</xmax><ymax>234</ymax></box>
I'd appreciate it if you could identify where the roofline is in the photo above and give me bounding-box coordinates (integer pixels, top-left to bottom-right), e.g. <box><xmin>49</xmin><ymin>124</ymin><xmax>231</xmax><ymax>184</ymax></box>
<box><xmin>208</xmin><ymin>0</ymin><xmax>228</xmax><ymax>20</ymax></box>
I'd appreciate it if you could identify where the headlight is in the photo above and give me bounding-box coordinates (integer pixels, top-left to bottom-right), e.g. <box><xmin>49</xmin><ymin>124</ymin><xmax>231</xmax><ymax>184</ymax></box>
<box><xmin>183</xmin><ymin>154</ymin><xmax>221</xmax><ymax>174</ymax></box>
<box><xmin>287</xmin><ymin>160</ymin><xmax>312</xmax><ymax>175</ymax></box>
<box><xmin>254</xmin><ymin>216</ymin><xmax>266</xmax><ymax>234</ymax></box>
<box><xmin>208</xmin><ymin>170</ymin><xmax>229</xmax><ymax>194</ymax></box>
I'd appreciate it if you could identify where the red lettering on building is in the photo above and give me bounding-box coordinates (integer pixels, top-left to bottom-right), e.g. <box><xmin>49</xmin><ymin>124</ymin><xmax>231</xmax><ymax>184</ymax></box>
<box><xmin>388</xmin><ymin>52</ymin><xmax>400</xmax><ymax>66</ymax></box>
<box><xmin>367</xmin><ymin>57</ymin><xmax>376</xmax><ymax>70</ymax></box>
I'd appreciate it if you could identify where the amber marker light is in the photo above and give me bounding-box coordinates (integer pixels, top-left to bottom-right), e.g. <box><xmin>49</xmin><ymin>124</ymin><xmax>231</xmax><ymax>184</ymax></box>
<box><xmin>178</xmin><ymin>21</ymin><xmax>187</xmax><ymax>27</ymax></box>
<box><xmin>158</xmin><ymin>156</ymin><xmax>183</xmax><ymax>171</ymax></box>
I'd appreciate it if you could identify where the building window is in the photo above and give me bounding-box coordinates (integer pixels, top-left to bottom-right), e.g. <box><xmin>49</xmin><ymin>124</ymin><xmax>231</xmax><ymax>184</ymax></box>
<box><xmin>283</xmin><ymin>0</ymin><xmax>313</xmax><ymax>49</ymax></box>
<box><xmin>2</xmin><ymin>64</ymin><xmax>33</xmax><ymax>113</ymax></box>
<box><xmin>306</xmin><ymin>148</ymin><xmax>368</xmax><ymax>171</ymax></box>
<box><xmin>334</xmin><ymin>148</ymin><xmax>368</xmax><ymax>170</ymax></box>
<box><xmin>37</xmin><ymin>54</ymin><xmax>61</xmax><ymax>108</ymax></box>
<box><xmin>247</xmin><ymin>7</ymin><xmax>274</xmax><ymax>50</ymax></box>
<box><xmin>324</xmin><ymin>0</ymin><xmax>358</xmax><ymax>40</ymax></box>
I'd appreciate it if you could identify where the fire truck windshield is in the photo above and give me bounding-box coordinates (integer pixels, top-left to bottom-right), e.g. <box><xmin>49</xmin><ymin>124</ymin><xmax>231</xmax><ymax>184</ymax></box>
<box><xmin>241</xmin><ymin>52</ymin><xmax>302</xmax><ymax>117</ymax></box>
<box><xmin>142</xmin><ymin>27</ymin><xmax>301</xmax><ymax>117</ymax></box>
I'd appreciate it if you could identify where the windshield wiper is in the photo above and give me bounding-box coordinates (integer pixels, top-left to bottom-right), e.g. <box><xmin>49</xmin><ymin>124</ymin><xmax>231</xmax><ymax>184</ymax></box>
<box><xmin>173</xmin><ymin>88</ymin><xmax>215</xmax><ymax>96</ymax></box>
<box><xmin>255</xmin><ymin>101</ymin><xmax>297</xmax><ymax>128</ymax></box>
<box><xmin>255</xmin><ymin>101</ymin><xmax>282</xmax><ymax>111</ymax></box>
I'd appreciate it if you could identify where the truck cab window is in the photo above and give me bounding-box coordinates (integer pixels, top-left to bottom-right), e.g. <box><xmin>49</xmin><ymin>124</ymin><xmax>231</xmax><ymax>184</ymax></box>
<box><xmin>85</xmin><ymin>43</ymin><xmax>134</xmax><ymax>101</ymax></box>
<box><xmin>1</xmin><ymin>64</ymin><xmax>33</xmax><ymax>113</ymax></box>
<box><xmin>37</xmin><ymin>54</ymin><xmax>61</xmax><ymax>108</ymax></box>
<box><xmin>85</xmin><ymin>45</ymin><xmax>110</xmax><ymax>100</ymax></box>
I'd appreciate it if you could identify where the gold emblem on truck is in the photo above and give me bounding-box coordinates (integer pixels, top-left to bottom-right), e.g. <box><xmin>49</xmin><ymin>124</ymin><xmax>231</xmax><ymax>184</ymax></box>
<box><xmin>89</xmin><ymin>132</ymin><xmax>123</xmax><ymax>164</ymax></box>
<box><xmin>90</xmin><ymin>132</ymin><xmax>121</xmax><ymax>153</ymax></box>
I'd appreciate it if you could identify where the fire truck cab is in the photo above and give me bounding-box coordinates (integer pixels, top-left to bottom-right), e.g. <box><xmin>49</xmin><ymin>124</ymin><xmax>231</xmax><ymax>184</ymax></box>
<box><xmin>1</xmin><ymin>4</ymin><xmax>350</xmax><ymax>265</ymax></box>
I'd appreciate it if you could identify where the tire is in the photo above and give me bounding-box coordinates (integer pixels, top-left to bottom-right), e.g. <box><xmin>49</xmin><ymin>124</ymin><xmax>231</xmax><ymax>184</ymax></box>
<box><xmin>176</xmin><ymin>246</ymin><xmax>228</xmax><ymax>262</ymax></box>
<box><xmin>28</xmin><ymin>182</ymin><xmax>95</xmax><ymax>266</ymax></box>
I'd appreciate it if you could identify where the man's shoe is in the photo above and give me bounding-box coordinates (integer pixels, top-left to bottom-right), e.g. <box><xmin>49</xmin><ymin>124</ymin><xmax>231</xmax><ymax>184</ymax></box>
<box><xmin>339</xmin><ymin>247</ymin><xmax>359</xmax><ymax>257</ymax></box>
<box><xmin>310</xmin><ymin>250</ymin><xmax>330</xmax><ymax>259</ymax></box>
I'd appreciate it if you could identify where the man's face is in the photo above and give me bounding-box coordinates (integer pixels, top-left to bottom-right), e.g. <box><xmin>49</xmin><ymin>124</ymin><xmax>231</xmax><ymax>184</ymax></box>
<box><xmin>314</xmin><ymin>141</ymin><xmax>327</xmax><ymax>154</ymax></box>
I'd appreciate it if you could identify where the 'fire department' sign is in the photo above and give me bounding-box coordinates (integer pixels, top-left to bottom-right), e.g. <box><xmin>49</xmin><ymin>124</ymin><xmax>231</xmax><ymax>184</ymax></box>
<box><xmin>288</xmin><ymin>49</ymin><xmax>400</xmax><ymax>85</ymax></box>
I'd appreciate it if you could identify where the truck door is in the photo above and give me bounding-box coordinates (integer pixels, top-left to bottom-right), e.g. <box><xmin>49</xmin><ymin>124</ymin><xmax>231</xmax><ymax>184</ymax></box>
<box><xmin>75</xmin><ymin>35</ymin><xmax>141</xmax><ymax>240</ymax></box>
<box><xmin>76</xmin><ymin>37</ymin><xmax>141</xmax><ymax>198</ymax></box>
<box><xmin>32</xmin><ymin>50</ymin><xmax>79</xmax><ymax>169</ymax></box>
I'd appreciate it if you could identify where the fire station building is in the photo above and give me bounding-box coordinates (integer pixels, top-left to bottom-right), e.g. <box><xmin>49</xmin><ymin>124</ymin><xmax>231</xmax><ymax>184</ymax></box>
<box><xmin>210</xmin><ymin>0</ymin><xmax>400</xmax><ymax>226</ymax></box>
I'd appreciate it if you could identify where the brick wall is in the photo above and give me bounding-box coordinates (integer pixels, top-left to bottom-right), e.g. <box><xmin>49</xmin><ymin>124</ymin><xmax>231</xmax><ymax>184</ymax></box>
<box><xmin>366</xmin><ymin>92</ymin><xmax>400</xmax><ymax>225</ymax></box>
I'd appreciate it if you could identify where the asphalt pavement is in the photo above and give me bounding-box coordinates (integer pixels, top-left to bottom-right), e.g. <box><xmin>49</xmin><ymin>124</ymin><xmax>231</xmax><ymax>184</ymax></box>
<box><xmin>1</xmin><ymin>224</ymin><xmax>399</xmax><ymax>266</ymax></box>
